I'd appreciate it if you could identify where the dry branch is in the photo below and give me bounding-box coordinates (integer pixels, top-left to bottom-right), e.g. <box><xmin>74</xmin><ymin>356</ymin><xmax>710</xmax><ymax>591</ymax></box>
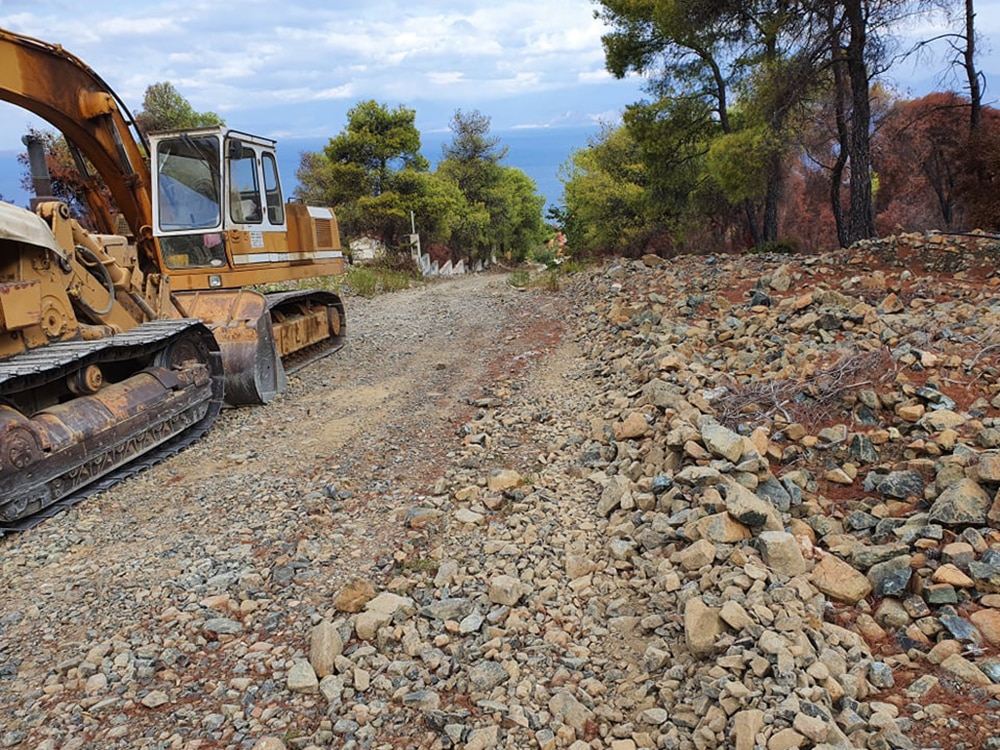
<box><xmin>715</xmin><ymin>349</ymin><xmax>895</xmax><ymax>431</ymax></box>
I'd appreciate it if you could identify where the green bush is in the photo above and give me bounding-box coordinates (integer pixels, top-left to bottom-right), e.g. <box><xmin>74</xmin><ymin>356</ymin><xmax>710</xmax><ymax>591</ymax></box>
<box><xmin>749</xmin><ymin>239</ymin><xmax>800</xmax><ymax>255</ymax></box>
<box><xmin>559</xmin><ymin>258</ymin><xmax>587</xmax><ymax>274</ymax></box>
<box><xmin>530</xmin><ymin>247</ymin><xmax>557</xmax><ymax>266</ymax></box>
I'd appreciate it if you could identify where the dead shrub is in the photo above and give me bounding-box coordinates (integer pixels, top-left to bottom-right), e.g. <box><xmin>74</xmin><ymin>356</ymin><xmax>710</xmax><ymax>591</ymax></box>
<box><xmin>716</xmin><ymin>349</ymin><xmax>895</xmax><ymax>432</ymax></box>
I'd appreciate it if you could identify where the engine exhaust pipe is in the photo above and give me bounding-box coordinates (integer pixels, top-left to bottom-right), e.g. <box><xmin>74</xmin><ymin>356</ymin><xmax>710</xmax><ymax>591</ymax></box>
<box><xmin>21</xmin><ymin>133</ymin><xmax>57</xmax><ymax>208</ymax></box>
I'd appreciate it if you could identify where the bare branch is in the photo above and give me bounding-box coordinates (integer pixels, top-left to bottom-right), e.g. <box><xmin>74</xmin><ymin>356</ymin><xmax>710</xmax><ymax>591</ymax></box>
<box><xmin>715</xmin><ymin>349</ymin><xmax>895</xmax><ymax>431</ymax></box>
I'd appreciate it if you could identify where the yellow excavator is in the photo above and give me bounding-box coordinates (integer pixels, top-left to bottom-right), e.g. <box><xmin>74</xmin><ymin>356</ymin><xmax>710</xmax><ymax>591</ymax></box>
<box><xmin>0</xmin><ymin>28</ymin><xmax>347</xmax><ymax>527</ymax></box>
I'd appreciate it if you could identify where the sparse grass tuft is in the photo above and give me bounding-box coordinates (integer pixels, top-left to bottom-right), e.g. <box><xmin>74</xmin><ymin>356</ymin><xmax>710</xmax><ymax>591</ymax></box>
<box><xmin>343</xmin><ymin>265</ymin><xmax>414</xmax><ymax>297</ymax></box>
<box><xmin>257</xmin><ymin>258</ymin><xmax>418</xmax><ymax>299</ymax></box>
<box><xmin>532</xmin><ymin>270</ymin><xmax>562</xmax><ymax>292</ymax></box>
<box><xmin>507</xmin><ymin>270</ymin><xmax>531</xmax><ymax>288</ymax></box>
<box><xmin>508</xmin><ymin>264</ymin><xmax>574</xmax><ymax>292</ymax></box>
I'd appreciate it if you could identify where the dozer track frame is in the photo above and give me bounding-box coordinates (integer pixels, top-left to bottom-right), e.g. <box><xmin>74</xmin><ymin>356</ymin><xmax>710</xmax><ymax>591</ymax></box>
<box><xmin>0</xmin><ymin>319</ymin><xmax>224</xmax><ymax>529</ymax></box>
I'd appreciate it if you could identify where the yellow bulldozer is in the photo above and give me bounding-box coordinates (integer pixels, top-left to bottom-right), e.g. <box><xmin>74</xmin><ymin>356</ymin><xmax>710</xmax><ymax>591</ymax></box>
<box><xmin>0</xmin><ymin>28</ymin><xmax>347</xmax><ymax>527</ymax></box>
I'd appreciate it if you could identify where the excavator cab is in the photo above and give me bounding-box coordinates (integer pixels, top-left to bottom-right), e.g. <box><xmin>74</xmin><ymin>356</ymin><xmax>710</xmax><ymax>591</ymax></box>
<box><xmin>147</xmin><ymin>126</ymin><xmax>346</xmax><ymax>406</ymax></box>
<box><xmin>150</xmin><ymin>127</ymin><xmax>286</xmax><ymax>271</ymax></box>
<box><xmin>147</xmin><ymin>126</ymin><xmax>344</xmax><ymax>296</ymax></box>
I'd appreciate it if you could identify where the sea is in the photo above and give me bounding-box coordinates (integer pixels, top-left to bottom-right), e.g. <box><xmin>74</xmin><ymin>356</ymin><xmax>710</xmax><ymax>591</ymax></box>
<box><xmin>275</xmin><ymin>125</ymin><xmax>595</xmax><ymax>213</ymax></box>
<box><xmin>0</xmin><ymin>125</ymin><xmax>600</xmax><ymax>217</ymax></box>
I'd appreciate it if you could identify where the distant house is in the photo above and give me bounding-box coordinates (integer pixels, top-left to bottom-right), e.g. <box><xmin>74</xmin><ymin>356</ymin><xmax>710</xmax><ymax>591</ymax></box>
<box><xmin>349</xmin><ymin>236</ymin><xmax>387</xmax><ymax>262</ymax></box>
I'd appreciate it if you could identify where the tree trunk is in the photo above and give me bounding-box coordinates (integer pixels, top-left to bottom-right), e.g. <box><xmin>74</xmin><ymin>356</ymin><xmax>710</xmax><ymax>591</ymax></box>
<box><xmin>965</xmin><ymin>0</ymin><xmax>982</xmax><ymax>131</ymax></box>
<box><xmin>844</xmin><ymin>0</ymin><xmax>876</xmax><ymax>243</ymax></box>
<box><xmin>744</xmin><ymin>201</ymin><xmax>762</xmax><ymax>247</ymax></box>
<box><xmin>830</xmin><ymin>150</ymin><xmax>848</xmax><ymax>247</ymax></box>
<box><xmin>828</xmin><ymin>8</ymin><xmax>850</xmax><ymax>248</ymax></box>
<box><xmin>763</xmin><ymin>149</ymin><xmax>783</xmax><ymax>242</ymax></box>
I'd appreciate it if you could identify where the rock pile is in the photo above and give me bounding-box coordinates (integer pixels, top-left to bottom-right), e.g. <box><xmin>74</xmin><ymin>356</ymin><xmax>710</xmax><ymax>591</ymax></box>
<box><xmin>253</xmin><ymin>237</ymin><xmax>1000</xmax><ymax>749</ymax></box>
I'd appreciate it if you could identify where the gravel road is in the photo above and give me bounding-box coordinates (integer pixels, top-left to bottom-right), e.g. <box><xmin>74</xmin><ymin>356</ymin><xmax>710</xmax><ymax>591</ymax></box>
<box><xmin>0</xmin><ymin>271</ymin><xmax>572</xmax><ymax>749</ymax></box>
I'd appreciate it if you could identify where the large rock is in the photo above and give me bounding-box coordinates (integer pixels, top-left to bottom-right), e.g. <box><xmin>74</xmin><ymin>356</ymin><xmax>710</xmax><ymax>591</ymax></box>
<box><xmin>365</xmin><ymin>592</ymin><xmax>415</xmax><ymax>617</ymax></box>
<box><xmin>867</xmin><ymin>554</ymin><xmax>913</xmax><ymax>598</ymax></box>
<box><xmin>928</xmin><ymin>478</ymin><xmax>992</xmax><ymax>526</ymax></box>
<box><xmin>422</xmin><ymin>597</ymin><xmax>474</xmax><ymax>621</ymax></box>
<box><xmin>644</xmin><ymin>379</ymin><xmax>702</xmax><ymax>422</ymax></box>
<box><xmin>548</xmin><ymin>690</ymin><xmax>594</xmax><ymax>731</ymax></box>
<box><xmin>309</xmin><ymin>620</ymin><xmax>343</xmax><ymax>678</ymax></box>
<box><xmin>701</xmin><ymin>422</ymin><xmax>745</xmax><ymax>462</ymax></box>
<box><xmin>487</xmin><ymin>468</ymin><xmax>522</xmax><ymax>491</ymax></box>
<box><xmin>868</xmin><ymin>470</ymin><xmax>925</xmax><ymax>499</ymax></box>
<box><xmin>809</xmin><ymin>554</ymin><xmax>872</xmax><ymax>603</ymax></box>
<box><xmin>354</xmin><ymin>610</ymin><xmax>392</xmax><ymax>640</ymax></box>
<box><xmin>719</xmin><ymin>600</ymin><xmax>754</xmax><ymax>631</ymax></box>
<box><xmin>597</xmin><ymin>474</ymin><xmax>633</xmax><ymax>516</ymax></box>
<box><xmin>672</xmin><ymin>538</ymin><xmax>717</xmax><ymax>571</ymax></box>
<box><xmin>970</xmin><ymin>551</ymin><xmax>1000</xmax><ymax>593</ymax></box>
<box><xmin>697</xmin><ymin>512</ymin><xmax>752</xmax><ymax>543</ymax></box>
<box><xmin>758</xmin><ymin>531</ymin><xmax>807</xmax><ymax>577</ymax></box>
<box><xmin>334</xmin><ymin>579</ymin><xmax>376</xmax><ymax>613</ymax></box>
<box><xmin>756</xmin><ymin>476</ymin><xmax>793</xmax><ymax>512</ymax></box>
<box><xmin>732</xmin><ymin>709</ymin><xmax>764</xmax><ymax>750</ymax></box>
<box><xmin>468</xmin><ymin>662</ymin><xmax>510</xmax><ymax>691</ymax></box>
<box><xmin>920</xmin><ymin>408</ymin><xmax>967</xmax><ymax>431</ymax></box>
<box><xmin>723</xmin><ymin>480</ymin><xmax>783</xmax><ymax>532</ymax></box>
<box><xmin>977</xmin><ymin>452</ymin><xmax>1000</xmax><ymax>482</ymax></box>
<box><xmin>970</xmin><ymin>609</ymin><xmax>1000</xmax><ymax>645</ymax></box>
<box><xmin>614</xmin><ymin>411</ymin><xmax>650</xmax><ymax>440</ymax></box>
<box><xmin>202</xmin><ymin>618</ymin><xmax>242</xmax><ymax>636</ymax></box>
<box><xmin>488</xmin><ymin>574</ymin><xmax>524</xmax><ymax>606</ymax></box>
<box><xmin>464</xmin><ymin>726</ymin><xmax>500</xmax><ymax>750</ymax></box>
<box><xmin>287</xmin><ymin>659</ymin><xmax>319</xmax><ymax>694</ymax></box>
<box><xmin>684</xmin><ymin>597</ymin><xmax>724</xmax><ymax>656</ymax></box>
<box><xmin>940</xmin><ymin>653</ymin><xmax>993</xmax><ymax>685</ymax></box>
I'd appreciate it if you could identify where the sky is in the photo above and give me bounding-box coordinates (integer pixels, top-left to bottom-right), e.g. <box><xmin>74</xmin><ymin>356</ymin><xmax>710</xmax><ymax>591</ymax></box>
<box><xmin>1</xmin><ymin>0</ymin><xmax>998</xmax><ymax>207</ymax></box>
<box><xmin>0</xmin><ymin>0</ymin><xmax>649</xmax><ymax>204</ymax></box>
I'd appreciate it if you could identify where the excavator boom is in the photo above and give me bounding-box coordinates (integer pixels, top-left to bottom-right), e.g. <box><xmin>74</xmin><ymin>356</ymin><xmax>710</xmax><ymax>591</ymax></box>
<box><xmin>0</xmin><ymin>28</ymin><xmax>152</xmax><ymax>239</ymax></box>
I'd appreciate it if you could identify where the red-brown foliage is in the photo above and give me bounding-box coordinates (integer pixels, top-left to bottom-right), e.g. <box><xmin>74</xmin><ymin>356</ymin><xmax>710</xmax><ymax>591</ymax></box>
<box><xmin>873</xmin><ymin>92</ymin><xmax>1000</xmax><ymax>233</ymax></box>
<box><xmin>955</xmin><ymin>119</ymin><xmax>1000</xmax><ymax>230</ymax></box>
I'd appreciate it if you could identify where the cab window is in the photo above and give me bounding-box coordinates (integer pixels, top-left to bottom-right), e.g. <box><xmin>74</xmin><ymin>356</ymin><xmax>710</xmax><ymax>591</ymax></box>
<box><xmin>262</xmin><ymin>153</ymin><xmax>285</xmax><ymax>225</ymax></box>
<box><xmin>229</xmin><ymin>146</ymin><xmax>262</xmax><ymax>224</ymax></box>
<box><xmin>155</xmin><ymin>136</ymin><xmax>221</xmax><ymax>231</ymax></box>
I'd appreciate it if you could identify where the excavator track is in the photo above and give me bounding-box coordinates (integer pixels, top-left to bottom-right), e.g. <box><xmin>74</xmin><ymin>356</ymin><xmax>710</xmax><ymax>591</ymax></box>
<box><xmin>0</xmin><ymin>319</ymin><xmax>224</xmax><ymax>533</ymax></box>
<box><xmin>267</xmin><ymin>289</ymin><xmax>347</xmax><ymax>375</ymax></box>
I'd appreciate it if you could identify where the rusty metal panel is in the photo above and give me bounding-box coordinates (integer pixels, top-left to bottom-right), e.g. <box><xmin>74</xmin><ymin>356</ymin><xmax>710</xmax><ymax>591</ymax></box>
<box><xmin>172</xmin><ymin>288</ymin><xmax>266</xmax><ymax>328</ymax></box>
<box><xmin>0</xmin><ymin>281</ymin><xmax>42</xmax><ymax>330</ymax></box>
<box><xmin>273</xmin><ymin>306</ymin><xmax>331</xmax><ymax>357</ymax></box>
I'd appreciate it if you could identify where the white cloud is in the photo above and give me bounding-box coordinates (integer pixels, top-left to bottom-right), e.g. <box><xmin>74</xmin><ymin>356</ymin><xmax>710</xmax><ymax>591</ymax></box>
<box><xmin>310</xmin><ymin>85</ymin><xmax>355</xmax><ymax>102</ymax></box>
<box><xmin>427</xmin><ymin>72</ymin><xmax>467</xmax><ymax>86</ymax></box>
<box><xmin>578</xmin><ymin>69</ymin><xmax>615</xmax><ymax>85</ymax></box>
<box><xmin>1</xmin><ymin>0</ymin><xmax>992</xmax><ymax>153</ymax></box>
<box><xmin>0</xmin><ymin>1</ymin><xmax>624</xmax><ymax>125</ymax></box>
